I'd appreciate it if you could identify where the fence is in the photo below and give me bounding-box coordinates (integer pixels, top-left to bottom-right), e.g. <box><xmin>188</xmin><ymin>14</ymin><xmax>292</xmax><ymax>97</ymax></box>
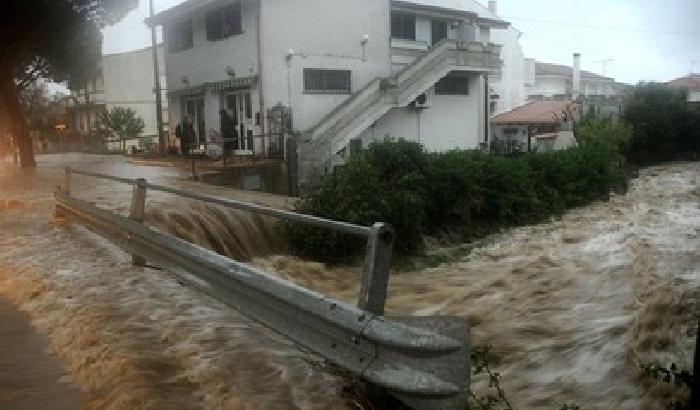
<box><xmin>55</xmin><ymin>167</ymin><xmax>471</xmax><ymax>410</ymax></box>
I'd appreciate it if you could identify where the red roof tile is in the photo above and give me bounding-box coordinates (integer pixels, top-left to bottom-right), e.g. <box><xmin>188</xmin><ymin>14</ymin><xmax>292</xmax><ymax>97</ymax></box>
<box><xmin>492</xmin><ymin>100</ymin><xmax>579</xmax><ymax>125</ymax></box>
<box><xmin>667</xmin><ymin>74</ymin><xmax>700</xmax><ymax>90</ymax></box>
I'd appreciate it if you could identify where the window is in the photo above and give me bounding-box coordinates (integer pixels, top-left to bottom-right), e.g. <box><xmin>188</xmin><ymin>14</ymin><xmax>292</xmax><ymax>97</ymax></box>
<box><xmin>244</xmin><ymin>93</ymin><xmax>252</xmax><ymax>119</ymax></box>
<box><xmin>303</xmin><ymin>69</ymin><xmax>352</xmax><ymax>94</ymax></box>
<box><xmin>435</xmin><ymin>72</ymin><xmax>469</xmax><ymax>95</ymax></box>
<box><xmin>169</xmin><ymin>19</ymin><xmax>193</xmax><ymax>52</ymax></box>
<box><xmin>206</xmin><ymin>3</ymin><xmax>242</xmax><ymax>41</ymax></box>
<box><xmin>431</xmin><ymin>20</ymin><xmax>448</xmax><ymax>45</ymax></box>
<box><xmin>391</xmin><ymin>12</ymin><xmax>416</xmax><ymax>40</ymax></box>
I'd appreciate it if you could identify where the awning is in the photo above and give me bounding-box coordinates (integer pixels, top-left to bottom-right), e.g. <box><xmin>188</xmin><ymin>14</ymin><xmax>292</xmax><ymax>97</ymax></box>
<box><xmin>168</xmin><ymin>76</ymin><xmax>258</xmax><ymax>97</ymax></box>
<box><xmin>208</xmin><ymin>76</ymin><xmax>258</xmax><ymax>91</ymax></box>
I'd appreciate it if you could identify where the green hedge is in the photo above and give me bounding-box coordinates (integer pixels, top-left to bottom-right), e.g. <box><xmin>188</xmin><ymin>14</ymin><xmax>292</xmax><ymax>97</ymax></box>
<box><xmin>623</xmin><ymin>83</ymin><xmax>700</xmax><ymax>164</ymax></box>
<box><xmin>284</xmin><ymin>118</ymin><xmax>631</xmax><ymax>263</ymax></box>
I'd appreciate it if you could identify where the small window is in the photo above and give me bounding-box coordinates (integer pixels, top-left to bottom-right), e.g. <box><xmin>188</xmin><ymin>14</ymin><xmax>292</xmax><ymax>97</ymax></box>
<box><xmin>244</xmin><ymin>93</ymin><xmax>252</xmax><ymax>119</ymax></box>
<box><xmin>169</xmin><ymin>19</ymin><xmax>193</xmax><ymax>53</ymax></box>
<box><xmin>391</xmin><ymin>12</ymin><xmax>416</xmax><ymax>41</ymax></box>
<box><xmin>435</xmin><ymin>72</ymin><xmax>469</xmax><ymax>95</ymax></box>
<box><xmin>431</xmin><ymin>20</ymin><xmax>448</xmax><ymax>46</ymax></box>
<box><xmin>303</xmin><ymin>69</ymin><xmax>352</xmax><ymax>94</ymax></box>
<box><xmin>206</xmin><ymin>3</ymin><xmax>242</xmax><ymax>41</ymax></box>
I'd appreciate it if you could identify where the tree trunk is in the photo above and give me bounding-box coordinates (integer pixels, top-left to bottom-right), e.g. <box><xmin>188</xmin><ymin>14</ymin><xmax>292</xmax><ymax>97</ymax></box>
<box><xmin>0</xmin><ymin>68</ymin><xmax>36</xmax><ymax>168</ymax></box>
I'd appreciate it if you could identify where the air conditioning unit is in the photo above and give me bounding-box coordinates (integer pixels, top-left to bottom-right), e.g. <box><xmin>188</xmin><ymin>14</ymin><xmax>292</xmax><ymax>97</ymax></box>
<box><xmin>410</xmin><ymin>90</ymin><xmax>433</xmax><ymax>109</ymax></box>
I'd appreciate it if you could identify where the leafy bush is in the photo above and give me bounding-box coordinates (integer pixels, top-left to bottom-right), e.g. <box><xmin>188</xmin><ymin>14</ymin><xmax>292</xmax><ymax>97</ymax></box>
<box><xmin>284</xmin><ymin>120</ymin><xmax>630</xmax><ymax>263</ymax></box>
<box><xmin>623</xmin><ymin>83</ymin><xmax>700</xmax><ymax>164</ymax></box>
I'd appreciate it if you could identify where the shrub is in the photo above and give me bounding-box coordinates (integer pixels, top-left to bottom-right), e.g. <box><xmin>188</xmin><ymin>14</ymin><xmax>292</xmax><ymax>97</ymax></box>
<box><xmin>623</xmin><ymin>83</ymin><xmax>700</xmax><ymax>164</ymax></box>
<box><xmin>284</xmin><ymin>123</ymin><xmax>629</xmax><ymax>264</ymax></box>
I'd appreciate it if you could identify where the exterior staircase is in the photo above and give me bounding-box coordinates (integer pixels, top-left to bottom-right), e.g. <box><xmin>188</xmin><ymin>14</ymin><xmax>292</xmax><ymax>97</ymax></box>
<box><xmin>298</xmin><ymin>39</ymin><xmax>502</xmax><ymax>186</ymax></box>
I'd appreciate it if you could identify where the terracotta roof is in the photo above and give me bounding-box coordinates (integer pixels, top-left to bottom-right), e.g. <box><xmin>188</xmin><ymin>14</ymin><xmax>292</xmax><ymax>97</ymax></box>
<box><xmin>492</xmin><ymin>100</ymin><xmax>579</xmax><ymax>125</ymax></box>
<box><xmin>536</xmin><ymin>62</ymin><xmax>612</xmax><ymax>81</ymax></box>
<box><xmin>667</xmin><ymin>74</ymin><xmax>700</xmax><ymax>90</ymax></box>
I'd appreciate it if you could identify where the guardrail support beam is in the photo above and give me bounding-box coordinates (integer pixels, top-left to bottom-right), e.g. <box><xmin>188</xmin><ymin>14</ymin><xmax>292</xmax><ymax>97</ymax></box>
<box><xmin>359</xmin><ymin>222</ymin><xmax>395</xmax><ymax>315</ymax></box>
<box><xmin>60</xmin><ymin>167</ymin><xmax>71</xmax><ymax>194</ymax></box>
<box><xmin>130</xmin><ymin>178</ymin><xmax>147</xmax><ymax>266</ymax></box>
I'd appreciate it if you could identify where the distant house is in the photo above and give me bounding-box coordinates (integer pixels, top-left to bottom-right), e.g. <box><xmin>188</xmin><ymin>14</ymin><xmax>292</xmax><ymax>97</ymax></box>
<box><xmin>491</xmin><ymin>100</ymin><xmax>579</xmax><ymax>153</ymax></box>
<box><xmin>68</xmin><ymin>45</ymin><xmax>168</xmax><ymax>152</ymax></box>
<box><xmin>667</xmin><ymin>74</ymin><xmax>700</xmax><ymax>109</ymax></box>
<box><xmin>147</xmin><ymin>0</ymin><xmax>508</xmax><ymax>189</ymax></box>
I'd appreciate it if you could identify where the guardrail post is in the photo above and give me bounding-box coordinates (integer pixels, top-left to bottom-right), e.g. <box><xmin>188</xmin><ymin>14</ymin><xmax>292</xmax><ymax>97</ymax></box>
<box><xmin>691</xmin><ymin>320</ymin><xmax>699</xmax><ymax>409</ymax></box>
<box><xmin>358</xmin><ymin>222</ymin><xmax>395</xmax><ymax>315</ymax></box>
<box><xmin>60</xmin><ymin>167</ymin><xmax>71</xmax><ymax>194</ymax></box>
<box><xmin>130</xmin><ymin>178</ymin><xmax>147</xmax><ymax>266</ymax></box>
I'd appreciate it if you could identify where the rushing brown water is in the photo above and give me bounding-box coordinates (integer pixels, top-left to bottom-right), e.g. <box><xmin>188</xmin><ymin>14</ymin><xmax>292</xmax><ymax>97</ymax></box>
<box><xmin>0</xmin><ymin>154</ymin><xmax>697</xmax><ymax>410</ymax></box>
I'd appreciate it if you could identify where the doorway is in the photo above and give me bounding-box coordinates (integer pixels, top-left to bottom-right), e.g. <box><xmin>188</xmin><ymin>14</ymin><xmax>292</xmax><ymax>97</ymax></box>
<box><xmin>223</xmin><ymin>91</ymin><xmax>257</xmax><ymax>155</ymax></box>
<box><xmin>183</xmin><ymin>97</ymin><xmax>205</xmax><ymax>149</ymax></box>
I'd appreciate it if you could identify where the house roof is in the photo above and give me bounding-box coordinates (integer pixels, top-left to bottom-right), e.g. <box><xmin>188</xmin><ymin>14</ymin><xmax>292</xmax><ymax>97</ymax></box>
<box><xmin>396</xmin><ymin>0</ymin><xmax>505</xmax><ymax>24</ymax></box>
<box><xmin>536</xmin><ymin>62</ymin><xmax>613</xmax><ymax>81</ymax></box>
<box><xmin>148</xmin><ymin>0</ymin><xmax>223</xmax><ymax>26</ymax></box>
<box><xmin>667</xmin><ymin>74</ymin><xmax>700</xmax><ymax>90</ymax></box>
<box><xmin>149</xmin><ymin>0</ymin><xmax>508</xmax><ymax>27</ymax></box>
<box><xmin>492</xmin><ymin>100</ymin><xmax>579</xmax><ymax>125</ymax></box>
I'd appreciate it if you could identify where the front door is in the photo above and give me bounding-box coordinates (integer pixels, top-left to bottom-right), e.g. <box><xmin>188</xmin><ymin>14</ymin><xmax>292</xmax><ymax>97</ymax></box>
<box><xmin>224</xmin><ymin>91</ymin><xmax>257</xmax><ymax>155</ymax></box>
<box><xmin>183</xmin><ymin>97</ymin><xmax>205</xmax><ymax>149</ymax></box>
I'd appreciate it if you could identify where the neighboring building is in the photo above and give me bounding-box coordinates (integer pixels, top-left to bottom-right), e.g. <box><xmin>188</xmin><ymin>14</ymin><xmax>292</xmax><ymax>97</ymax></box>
<box><xmin>68</xmin><ymin>45</ymin><xmax>168</xmax><ymax>151</ymax></box>
<box><xmin>491</xmin><ymin>100</ymin><xmax>579</xmax><ymax>153</ymax></box>
<box><xmin>525</xmin><ymin>54</ymin><xmax>626</xmax><ymax>101</ymax></box>
<box><xmin>485</xmin><ymin>1</ymin><xmax>525</xmax><ymax>116</ymax></box>
<box><xmin>667</xmin><ymin>74</ymin><xmax>700</xmax><ymax>109</ymax></box>
<box><xmin>148</xmin><ymin>0</ymin><xmax>505</xmax><ymax>189</ymax></box>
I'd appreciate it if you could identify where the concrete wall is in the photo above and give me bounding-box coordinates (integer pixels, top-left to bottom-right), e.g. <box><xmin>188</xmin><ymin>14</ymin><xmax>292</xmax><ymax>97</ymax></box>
<box><xmin>164</xmin><ymin>0</ymin><xmax>259</xmax><ymax>94</ymax></box>
<box><xmin>102</xmin><ymin>45</ymin><xmax>167</xmax><ymax>137</ymax></box>
<box><xmin>527</xmin><ymin>75</ymin><xmax>619</xmax><ymax>100</ymax></box>
<box><xmin>359</xmin><ymin>72</ymin><xmax>484</xmax><ymax>151</ymax></box>
<box><xmin>260</xmin><ymin>0</ymin><xmax>392</xmax><ymax>132</ymax></box>
<box><xmin>489</xmin><ymin>26</ymin><xmax>525</xmax><ymax>115</ymax></box>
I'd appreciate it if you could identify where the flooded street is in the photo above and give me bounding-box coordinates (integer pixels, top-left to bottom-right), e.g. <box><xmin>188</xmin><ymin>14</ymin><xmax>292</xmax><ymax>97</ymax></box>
<box><xmin>0</xmin><ymin>154</ymin><xmax>698</xmax><ymax>410</ymax></box>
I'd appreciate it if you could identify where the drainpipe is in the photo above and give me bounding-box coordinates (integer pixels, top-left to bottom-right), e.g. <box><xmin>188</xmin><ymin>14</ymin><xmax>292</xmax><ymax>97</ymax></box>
<box><xmin>257</xmin><ymin>0</ymin><xmax>266</xmax><ymax>156</ymax></box>
<box><xmin>150</xmin><ymin>0</ymin><xmax>165</xmax><ymax>155</ymax></box>
<box><xmin>484</xmin><ymin>74</ymin><xmax>489</xmax><ymax>145</ymax></box>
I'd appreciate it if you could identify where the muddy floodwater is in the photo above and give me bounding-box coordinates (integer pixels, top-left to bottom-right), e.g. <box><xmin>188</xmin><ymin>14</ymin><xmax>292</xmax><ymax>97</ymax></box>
<box><xmin>0</xmin><ymin>154</ymin><xmax>697</xmax><ymax>410</ymax></box>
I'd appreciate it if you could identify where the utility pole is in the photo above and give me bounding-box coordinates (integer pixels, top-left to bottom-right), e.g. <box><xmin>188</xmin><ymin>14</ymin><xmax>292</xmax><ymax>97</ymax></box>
<box><xmin>150</xmin><ymin>0</ymin><xmax>165</xmax><ymax>155</ymax></box>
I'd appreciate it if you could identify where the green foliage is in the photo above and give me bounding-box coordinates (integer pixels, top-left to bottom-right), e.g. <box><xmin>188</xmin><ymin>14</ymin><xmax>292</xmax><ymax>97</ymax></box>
<box><xmin>285</xmin><ymin>124</ymin><xmax>629</xmax><ymax>263</ymax></box>
<box><xmin>99</xmin><ymin>106</ymin><xmax>145</xmax><ymax>150</ymax></box>
<box><xmin>623</xmin><ymin>83</ymin><xmax>700</xmax><ymax>164</ymax></box>
<box><xmin>467</xmin><ymin>344</ymin><xmax>583</xmax><ymax>410</ymax></box>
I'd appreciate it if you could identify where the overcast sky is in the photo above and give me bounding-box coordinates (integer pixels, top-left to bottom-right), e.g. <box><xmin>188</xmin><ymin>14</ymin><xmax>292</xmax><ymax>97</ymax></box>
<box><xmin>102</xmin><ymin>0</ymin><xmax>700</xmax><ymax>84</ymax></box>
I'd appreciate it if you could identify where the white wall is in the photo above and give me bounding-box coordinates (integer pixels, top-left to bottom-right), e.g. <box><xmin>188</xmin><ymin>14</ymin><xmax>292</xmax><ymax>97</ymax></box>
<box><xmin>261</xmin><ymin>0</ymin><xmax>392</xmax><ymax>132</ymax></box>
<box><xmin>102</xmin><ymin>45</ymin><xmax>167</xmax><ymax>137</ymax></box>
<box><xmin>689</xmin><ymin>90</ymin><xmax>700</xmax><ymax>103</ymax></box>
<box><xmin>164</xmin><ymin>0</ymin><xmax>259</xmax><ymax>94</ymax></box>
<box><xmin>359</xmin><ymin>73</ymin><xmax>483</xmax><ymax>151</ymax></box>
<box><xmin>526</xmin><ymin>76</ymin><xmax>569</xmax><ymax>98</ymax></box>
<box><xmin>489</xmin><ymin>26</ymin><xmax>524</xmax><ymax>115</ymax></box>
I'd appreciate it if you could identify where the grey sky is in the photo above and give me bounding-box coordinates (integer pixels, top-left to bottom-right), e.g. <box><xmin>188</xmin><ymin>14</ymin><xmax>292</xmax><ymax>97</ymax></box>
<box><xmin>102</xmin><ymin>0</ymin><xmax>700</xmax><ymax>84</ymax></box>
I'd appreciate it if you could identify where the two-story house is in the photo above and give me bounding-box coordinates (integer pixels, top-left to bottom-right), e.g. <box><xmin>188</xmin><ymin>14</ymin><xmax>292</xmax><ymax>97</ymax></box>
<box><xmin>148</xmin><ymin>0</ymin><xmax>505</xmax><ymax>189</ymax></box>
<box><xmin>68</xmin><ymin>45</ymin><xmax>168</xmax><ymax>152</ymax></box>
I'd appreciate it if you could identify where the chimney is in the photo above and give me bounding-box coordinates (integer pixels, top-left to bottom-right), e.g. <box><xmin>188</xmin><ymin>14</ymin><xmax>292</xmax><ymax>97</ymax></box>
<box><xmin>488</xmin><ymin>1</ymin><xmax>497</xmax><ymax>14</ymax></box>
<box><xmin>573</xmin><ymin>53</ymin><xmax>581</xmax><ymax>99</ymax></box>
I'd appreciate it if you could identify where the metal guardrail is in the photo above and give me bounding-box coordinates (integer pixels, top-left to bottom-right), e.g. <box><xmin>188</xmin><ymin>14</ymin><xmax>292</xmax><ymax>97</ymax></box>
<box><xmin>55</xmin><ymin>167</ymin><xmax>471</xmax><ymax>410</ymax></box>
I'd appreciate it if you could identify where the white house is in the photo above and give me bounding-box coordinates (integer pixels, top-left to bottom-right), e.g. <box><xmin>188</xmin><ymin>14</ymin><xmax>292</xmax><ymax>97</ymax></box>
<box><xmin>667</xmin><ymin>74</ymin><xmax>700</xmax><ymax>109</ymax></box>
<box><xmin>148</xmin><ymin>0</ymin><xmax>505</xmax><ymax>188</ymax></box>
<box><xmin>69</xmin><ymin>45</ymin><xmax>168</xmax><ymax>151</ymax></box>
<box><xmin>484</xmin><ymin>1</ymin><xmax>525</xmax><ymax>116</ymax></box>
<box><xmin>524</xmin><ymin>54</ymin><xmax>626</xmax><ymax>101</ymax></box>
